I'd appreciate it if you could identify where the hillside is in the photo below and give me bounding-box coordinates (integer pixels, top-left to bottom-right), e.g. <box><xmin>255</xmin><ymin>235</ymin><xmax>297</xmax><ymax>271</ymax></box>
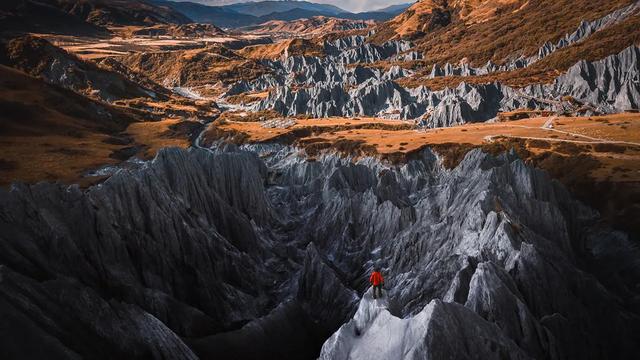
<box><xmin>0</xmin><ymin>35</ymin><xmax>169</xmax><ymax>102</ymax></box>
<box><xmin>376</xmin><ymin>2</ymin><xmax>414</xmax><ymax>14</ymax></box>
<box><xmin>240</xmin><ymin>16</ymin><xmax>373</xmax><ymax>37</ymax></box>
<box><xmin>238</xmin><ymin>37</ymin><xmax>325</xmax><ymax>59</ymax></box>
<box><xmin>0</xmin><ymin>0</ymin><xmax>191</xmax><ymax>37</ymax></box>
<box><xmin>374</xmin><ymin>0</ymin><xmax>636</xmax><ymax>66</ymax></box>
<box><xmin>0</xmin><ymin>0</ymin><xmax>110</xmax><ymax>36</ymax></box>
<box><xmin>118</xmin><ymin>44</ymin><xmax>270</xmax><ymax>86</ymax></box>
<box><xmin>128</xmin><ymin>23</ymin><xmax>225</xmax><ymax>37</ymax></box>
<box><xmin>0</xmin><ymin>65</ymin><xmax>136</xmax><ymax>185</ymax></box>
<box><xmin>56</xmin><ymin>0</ymin><xmax>191</xmax><ymax>26</ymax></box>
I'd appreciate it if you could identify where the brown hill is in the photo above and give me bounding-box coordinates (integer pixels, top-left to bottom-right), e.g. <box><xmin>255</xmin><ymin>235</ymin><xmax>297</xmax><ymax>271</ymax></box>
<box><xmin>129</xmin><ymin>23</ymin><xmax>225</xmax><ymax>38</ymax></box>
<box><xmin>238</xmin><ymin>38</ymin><xmax>324</xmax><ymax>60</ymax></box>
<box><xmin>119</xmin><ymin>44</ymin><xmax>269</xmax><ymax>86</ymax></box>
<box><xmin>0</xmin><ymin>0</ymin><xmax>191</xmax><ymax>37</ymax></box>
<box><xmin>374</xmin><ymin>0</ymin><xmax>636</xmax><ymax>67</ymax></box>
<box><xmin>0</xmin><ymin>64</ymin><xmax>213</xmax><ymax>186</ymax></box>
<box><xmin>240</xmin><ymin>16</ymin><xmax>374</xmax><ymax>37</ymax></box>
<box><xmin>377</xmin><ymin>0</ymin><xmax>452</xmax><ymax>39</ymax></box>
<box><xmin>0</xmin><ymin>64</ymin><xmax>138</xmax><ymax>185</ymax></box>
<box><xmin>0</xmin><ymin>0</ymin><xmax>109</xmax><ymax>36</ymax></box>
<box><xmin>399</xmin><ymin>10</ymin><xmax>640</xmax><ymax>90</ymax></box>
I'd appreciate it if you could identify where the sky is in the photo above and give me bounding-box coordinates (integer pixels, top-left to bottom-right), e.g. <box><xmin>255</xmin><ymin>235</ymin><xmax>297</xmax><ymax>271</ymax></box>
<box><xmin>180</xmin><ymin>0</ymin><xmax>414</xmax><ymax>13</ymax></box>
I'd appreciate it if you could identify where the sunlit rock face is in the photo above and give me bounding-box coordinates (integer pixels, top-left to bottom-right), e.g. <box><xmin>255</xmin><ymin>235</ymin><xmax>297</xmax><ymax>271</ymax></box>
<box><xmin>229</xmin><ymin>4</ymin><xmax>640</xmax><ymax>124</ymax></box>
<box><xmin>245</xmin><ymin>43</ymin><xmax>640</xmax><ymax>124</ymax></box>
<box><xmin>1</xmin><ymin>145</ymin><xmax>639</xmax><ymax>359</ymax></box>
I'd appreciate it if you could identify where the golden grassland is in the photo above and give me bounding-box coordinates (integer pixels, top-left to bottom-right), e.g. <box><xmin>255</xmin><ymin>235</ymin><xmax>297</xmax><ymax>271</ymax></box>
<box><xmin>374</xmin><ymin>0</ymin><xmax>634</xmax><ymax>66</ymax></box>
<box><xmin>0</xmin><ymin>65</ymin><xmax>201</xmax><ymax>187</ymax></box>
<box><xmin>0</xmin><ymin>118</ymin><xmax>197</xmax><ymax>187</ymax></box>
<box><xmin>238</xmin><ymin>38</ymin><xmax>324</xmax><ymax>60</ymax></box>
<box><xmin>208</xmin><ymin>112</ymin><xmax>640</xmax><ymax>180</ymax></box>
<box><xmin>125</xmin><ymin>118</ymin><xmax>197</xmax><ymax>159</ymax></box>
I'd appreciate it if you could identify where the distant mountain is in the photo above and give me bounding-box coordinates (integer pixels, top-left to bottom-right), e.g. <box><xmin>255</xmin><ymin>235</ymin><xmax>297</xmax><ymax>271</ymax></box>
<box><xmin>238</xmin><ymin>16</ymin><xmax>373</xmax><ymax>37</ymax></box>
<box><xmin>153</xmin><ymin>0</ymin><xmax>409</xmax><ymax>28</ymax></box>
<box><xmin>151</xmin><ymin>0</ymin><xmax>259</xmax><ymax>28</ymax></box>
<box><xmin>224</xmin><ymin>1</ymin><xmax>346</xmax><ymax>17</ymax></box>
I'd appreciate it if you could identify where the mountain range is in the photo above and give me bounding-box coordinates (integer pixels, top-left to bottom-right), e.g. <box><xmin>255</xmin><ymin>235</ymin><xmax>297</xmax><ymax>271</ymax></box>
<box><xmin>0</xmin><ymin>0</ymin><xmax>411</xmax><ymax>35</ymax></box>
<box><xmin>151</xmin><ymin>0</ymin><xmax>413</xmax><ymax>28</ymax></box>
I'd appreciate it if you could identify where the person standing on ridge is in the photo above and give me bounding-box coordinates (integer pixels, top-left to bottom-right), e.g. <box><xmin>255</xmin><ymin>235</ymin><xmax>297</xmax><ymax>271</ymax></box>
<box><xmin>370</xmin><ymin>267</ymin><xmax>384</xmax><ymax>299</ymax></box>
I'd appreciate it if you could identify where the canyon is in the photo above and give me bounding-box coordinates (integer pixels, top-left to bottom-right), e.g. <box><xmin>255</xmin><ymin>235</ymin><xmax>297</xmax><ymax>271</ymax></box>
<box><xmin>0</xmin><ymin>1</ymin><xmax>639</xmax><ymax>359</ymax></box>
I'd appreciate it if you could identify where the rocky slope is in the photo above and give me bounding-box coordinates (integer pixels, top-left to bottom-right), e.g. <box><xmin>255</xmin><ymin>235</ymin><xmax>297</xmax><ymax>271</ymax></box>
<box><xmin>236</xmin><ymin>40</ymin><xmax>639</xmax><ymax>125</ymax></box>
<box><xmin>374</xmin><ymin>0</ymin><xmax>636</xmax><ymax>66</ymax></box>
<box><xmin>216</xmin><ymin>1</ymin><xmax>639</xmax><ymax>125</ymax></box>
<box><xmin>119</xmin><ymin>44</ymin><xmax>271</xmax><ymax>87</ymax></box>
<box><xmin>1</xmin><ymin>144</ymin><xmax>639</xmax><ymax>359</ymax></box>
<box><xmin>423</xmin><ymin>0</ymin><xmax>640</xmax><ymax>77</ymax></box>
<box><xmin>0</xmin><ymin>35</ymin><xmax>170</xmax><ymax>102</ymax></box>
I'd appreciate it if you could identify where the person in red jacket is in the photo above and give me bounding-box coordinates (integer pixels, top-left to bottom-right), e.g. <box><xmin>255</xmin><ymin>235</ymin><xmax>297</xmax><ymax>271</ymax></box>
<box><xmin>370</xmin><ymin>267</ymin><xmax>384</xmax><ymax>299</ymax></box>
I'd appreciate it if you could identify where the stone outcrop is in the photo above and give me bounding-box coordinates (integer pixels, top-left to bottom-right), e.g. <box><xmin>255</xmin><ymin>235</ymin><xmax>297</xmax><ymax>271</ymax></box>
<box><xmin>223</xmin><ymin>36</ymin><xmax>415</xmax><ymax>99</ymax></box>
<box><xmin>552</xmin><ymin>45</ymin><xmax>640</xmax><ymax>112</ymax></box>
<box><xmin>245</xmin><ymin>45</ymin><xmax>639</xmax><ymax>125</ymax></box>
<box><xmin>319</xmin><ymin>294</ymin><xmax>531</xmax><ymax>360</ymax></box>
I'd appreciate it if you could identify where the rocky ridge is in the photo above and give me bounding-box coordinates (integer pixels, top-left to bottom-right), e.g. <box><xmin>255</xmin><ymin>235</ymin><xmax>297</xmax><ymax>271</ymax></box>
<box><xmin>243</xmin><ymin>45</ymin><xmax>639</xmax><ymax>126</ymax></box>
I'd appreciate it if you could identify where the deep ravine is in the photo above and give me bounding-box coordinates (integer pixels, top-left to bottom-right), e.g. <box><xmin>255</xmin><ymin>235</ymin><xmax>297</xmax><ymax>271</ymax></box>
<box><xmin>1</xmin><ymin>144</ymin><xmax>639</xmax><ymax>359</ymax></box>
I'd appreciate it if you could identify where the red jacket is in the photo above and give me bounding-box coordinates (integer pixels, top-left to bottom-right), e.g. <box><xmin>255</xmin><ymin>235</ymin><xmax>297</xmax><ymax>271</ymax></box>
<box><xmin>370</xmin><ymin>271</ymin><xmax>384</xmax><ymax>286</ymax></box>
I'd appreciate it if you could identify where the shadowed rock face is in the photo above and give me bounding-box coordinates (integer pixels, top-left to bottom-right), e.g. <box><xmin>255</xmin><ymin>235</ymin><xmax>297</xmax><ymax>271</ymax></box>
<box><xmin>1</xmin><ymin>145</ymin><xmax>640</xmax><ymax>359</ymax></box>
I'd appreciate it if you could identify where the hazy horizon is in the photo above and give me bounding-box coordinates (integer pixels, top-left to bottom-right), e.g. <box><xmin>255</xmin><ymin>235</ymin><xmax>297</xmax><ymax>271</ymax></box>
<box><xmin>174</xmin><ymin>0</ymin><xmax>414</xmax><ymax>13</ymax></box>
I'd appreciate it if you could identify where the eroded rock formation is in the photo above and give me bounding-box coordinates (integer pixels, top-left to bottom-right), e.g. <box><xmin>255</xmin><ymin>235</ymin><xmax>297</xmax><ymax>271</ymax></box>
<box><xmin>244</xmin><ymin>45</ymin><xmax>640</xmax><ymax>125</ymax></box>
<box><xmin>1</xmin><ymin>145</ymin><xmax>639</xmax><ymax>359</ymax></box>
